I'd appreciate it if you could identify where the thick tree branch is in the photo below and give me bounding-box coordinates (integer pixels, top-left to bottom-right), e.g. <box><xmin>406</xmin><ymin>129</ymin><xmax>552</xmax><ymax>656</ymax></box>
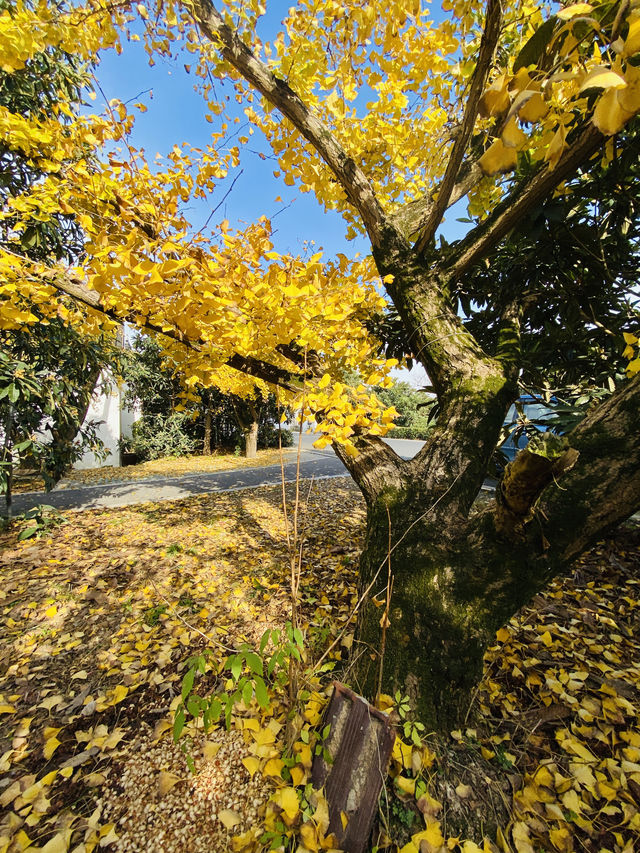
<box><xmin>332</xmin><ymin>435</ymin><xmax>406</xmax><ymax>504</ymax></box>
<box><xmin>446</xmin><ymin>124</ymin><xmax>604</xmax><ymax>280</ymax></box>
<box><xmin>414</xmin><ymin>0</ymin><xmax>502</xmax><ymax>254</ymax></box>
<box><xmin>188</xmin><ymin>0</ymin><xmax>391</xmax><ymax>248</ymax></box>
<box><xmin>495</xmin><ymin>298</ymin><xmax>521</xmax><ymax>380</ymax></box>
<box><xmin>50</xmin><ymin>275</ymin><xmax>306</xmax><ymax>393</ymax></box>
<box><xmin>495</xmin><ymin>440</ymin><xmax>579</xmax><ymax>537</ymax></box>
<box><xmin>533</xmin><ymin>371</ymin><xmax>640</xmax><ymax>562</ymax></box>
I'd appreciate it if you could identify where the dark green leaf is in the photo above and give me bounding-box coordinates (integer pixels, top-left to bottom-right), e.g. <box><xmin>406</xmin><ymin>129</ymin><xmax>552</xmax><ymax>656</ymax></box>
<box><xmin>173</xmin><ymin>706</ymin><xmax>186</xmax><ymax>742</ymax></box>
<box><xmin>513</xmin><ymin>16</ymin><xmax>557</xmax><ymax>72</ymax></box>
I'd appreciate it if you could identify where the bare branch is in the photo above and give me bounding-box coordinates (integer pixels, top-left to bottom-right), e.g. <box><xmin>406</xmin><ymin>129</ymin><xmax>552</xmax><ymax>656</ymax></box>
<box><xmin>414</xmin><ymin>0</ymin><xmax>502</xmax><ymax>254</ymax></box>
<box><xmin>50</xmin><ymin>274</ymin><xmax>306</xmax><ymax>393</ymax></box>
<box><xmin>447</xmin><ymin>124</ymin><xmax>603</xmax><ymax>281</ymax></box>
<box><xmin>188</xmin><ymin>0</ymin><xmax>392</xmax><ymax>247</ymax></box>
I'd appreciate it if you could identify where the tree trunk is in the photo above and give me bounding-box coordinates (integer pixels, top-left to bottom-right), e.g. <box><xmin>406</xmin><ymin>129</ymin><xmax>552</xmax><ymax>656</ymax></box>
<box><xmin>244</xmin><ymin>419</ymin><xmax>258</xmax><ymax>458</ymax></box>
<box><xmin>343</xmin><ymin>372</ymin><xmax>640</xmax><ymax>733</ymax></box>
<box><xmin>203</xmin><ymin>409</ymin><xmax>212</xmax><ymax>455</ymax></box>
<box><xmin>351</xmin><ymin>491</ymin><xmax>540</xmax><ymax>732</ymax></box>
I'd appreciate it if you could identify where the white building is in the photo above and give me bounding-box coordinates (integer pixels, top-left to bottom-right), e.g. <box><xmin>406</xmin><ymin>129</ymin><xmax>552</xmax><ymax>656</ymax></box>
<box><xmin>73</xmin><ymin>373</ymin><xmax>140</xmax><ymax>470</ymax></box>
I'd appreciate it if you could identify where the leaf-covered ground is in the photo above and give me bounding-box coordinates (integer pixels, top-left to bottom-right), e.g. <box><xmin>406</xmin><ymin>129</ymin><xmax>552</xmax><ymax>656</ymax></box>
<box><xmin>12</xmin><ymin>448</ymin><xmax>297</xmax><ymax>494</ymax></box>
<box><xmin>0</xmin><ymin>478</ymin><xmax>638</xmax><ymax>853</ymax></box>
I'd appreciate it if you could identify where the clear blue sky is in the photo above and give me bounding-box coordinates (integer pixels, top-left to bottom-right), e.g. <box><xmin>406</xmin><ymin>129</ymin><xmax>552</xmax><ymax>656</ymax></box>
<box><xmin>93</xmin><ymin>2</ymin><xmax>468</xmax><ymax>265</ymax></box>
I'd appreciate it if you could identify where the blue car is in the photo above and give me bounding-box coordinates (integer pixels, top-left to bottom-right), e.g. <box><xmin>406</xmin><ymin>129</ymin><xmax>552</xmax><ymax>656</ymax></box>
<box><xmin>499</xmin><ymin>395</ymin><xmax>558</xmax><ymax>463</ymax></box>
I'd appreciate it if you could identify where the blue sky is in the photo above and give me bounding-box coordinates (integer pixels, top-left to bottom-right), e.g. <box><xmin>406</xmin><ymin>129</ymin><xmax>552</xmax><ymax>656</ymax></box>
<box><xmin>93</xmin><ymin>3</ymin><xmax>468</xmax><ymax>387</ymax></box>
<box><xmin>94</xmin><ymin>10</ymin><xmax>370</xmax><ymax>260</ymax></box>
<box><xmin>93</xmin><ymin>2</ymin><xmax>469</xmax><ymax>264</ymax></box>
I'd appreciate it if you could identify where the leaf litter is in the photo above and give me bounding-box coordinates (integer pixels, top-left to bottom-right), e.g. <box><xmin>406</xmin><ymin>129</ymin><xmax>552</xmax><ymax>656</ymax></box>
<box><xmin>0</xmin><ymin>477</ymin><xmax>638</xmax><ymax>853</ymax></box>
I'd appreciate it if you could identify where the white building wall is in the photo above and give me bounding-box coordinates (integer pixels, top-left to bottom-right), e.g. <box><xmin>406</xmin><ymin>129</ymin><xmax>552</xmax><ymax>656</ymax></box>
<box><xmin>73</xmin><ymin>374</ymin><xmax>140</xmax><ymax>470</ymax></box>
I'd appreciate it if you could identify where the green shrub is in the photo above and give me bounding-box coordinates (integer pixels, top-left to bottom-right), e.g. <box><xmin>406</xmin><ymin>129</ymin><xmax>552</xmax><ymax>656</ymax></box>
<box><xmin>389</xmin><ymin>425</ymin><xmax>432</xmax><ymax>440</ymax></box>
<box><xmin>127</xmin><ymin>412</ymin><xmax>197</xmax><ymax>461</ymax></box>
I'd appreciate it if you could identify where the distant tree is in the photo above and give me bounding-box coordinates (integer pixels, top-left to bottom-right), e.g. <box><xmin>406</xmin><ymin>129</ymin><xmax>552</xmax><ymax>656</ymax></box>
<box><xmin>376</xmin><ymin>381</ymin><xmax>434</xmax><ymax>439</ymax></box>
<box><xmin>0</xmin><ymin>322</ymin><xmax>115</xmax><ymax>515</ymax></box>
<box><xmin>122</xmin><ymin>336</ymin><xmax>292</xmax><ymax>459</ymax></box>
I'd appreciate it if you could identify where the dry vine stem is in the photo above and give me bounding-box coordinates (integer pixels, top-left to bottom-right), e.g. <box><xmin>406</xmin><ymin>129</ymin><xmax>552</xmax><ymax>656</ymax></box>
<box><xmin>376</xmin><ymin>507</ymin><xmax>394</xmax><ymax>706</ymax></box>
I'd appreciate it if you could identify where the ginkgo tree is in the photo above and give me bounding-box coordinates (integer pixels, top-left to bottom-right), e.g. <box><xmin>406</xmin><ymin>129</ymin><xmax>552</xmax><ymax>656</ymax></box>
<box><xmin>2</xmin><ymin>0</ymin><xmax>640</xmax><ymax>731</ymax></box>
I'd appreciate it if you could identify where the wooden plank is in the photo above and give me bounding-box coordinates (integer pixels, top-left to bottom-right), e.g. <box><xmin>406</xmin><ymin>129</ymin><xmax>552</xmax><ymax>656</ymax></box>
<box><xmin>311</xmin><ymin>682</ymin><xmax>395</xmax><ymax>853</ymax></box>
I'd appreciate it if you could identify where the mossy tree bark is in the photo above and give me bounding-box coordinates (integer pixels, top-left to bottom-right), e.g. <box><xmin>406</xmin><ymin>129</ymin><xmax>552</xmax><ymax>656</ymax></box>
<box><xmin>336</xmin><ymin>370</ymin><xmax>640</xmax><ymax>733</ymax></box>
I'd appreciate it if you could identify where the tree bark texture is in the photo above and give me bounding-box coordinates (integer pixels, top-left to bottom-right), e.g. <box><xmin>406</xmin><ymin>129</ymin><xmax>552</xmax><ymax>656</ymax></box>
<box><xmin>346</xmin><ymin>372</ymin><xmax>640</xmax><ymax>732</ymax></box>
<box><xmin>203</xmin><ymin>409</ymin><xmax>212</xmax><ymax>456</ymax></box>
<box><xmin>244</xmin><ymin>420</ymin><xmax>258</xmax><ymax>458</ymax></box>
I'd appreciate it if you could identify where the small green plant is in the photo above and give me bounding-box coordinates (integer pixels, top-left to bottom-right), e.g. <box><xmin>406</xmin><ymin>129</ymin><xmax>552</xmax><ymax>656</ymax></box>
<box><xmin>144</xmin><ymin>603</ymin><xmax>168</xmax><ymax>626</ymax></box>
<box><xmin>166</xmin><ymin>543</ymin><xmax>183</xmax><ymax>555</ymax></box>
<box><xmin>174</xmin><ymin>621</ymin><xmax>305</xmax><ymax>743</ymax></box>
<box><xmin>177</xmin><ymin>593</ymin><xmax>196</xmax><ymax>610</ymax></box>
<box><xmin>389</xmin><ymin>795</ymin><xmax>417</xmax><ymax>830</ymax></box>
<box><xmin>16</xmin><ymin>504</ymin><xmax>66</xmax><ymax>540</ymax></box>
<box><xmin>395</xmin><ymin>691</ymin><xmax>426</xmax><ymax>746</ymax></box>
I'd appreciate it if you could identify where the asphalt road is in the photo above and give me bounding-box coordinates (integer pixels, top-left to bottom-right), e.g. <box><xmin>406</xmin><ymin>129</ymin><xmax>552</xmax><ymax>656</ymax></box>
<box><xmin>8</xmin><ymin>436</ymin><xmax>426</xmax><ymax>516</ymax></box>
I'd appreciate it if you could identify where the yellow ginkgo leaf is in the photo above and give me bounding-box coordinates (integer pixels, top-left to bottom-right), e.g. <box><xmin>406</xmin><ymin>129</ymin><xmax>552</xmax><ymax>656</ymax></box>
<box><xmin>157</xmin><ymin>770</ymin><xmax>180</xmax><ymax>796</ymax></box>
<box><xmin>203</xmin><ymin>741</ymin><xmax>222</xmax><ymax>760</ymax></box>
<box><xmin>479</xmin><ymin>75</ymin><xmax>510</xmax><ymax>117</ymax></box>
<box><xmin>263</xmin><ymin>757</ymin><xmax>284</xmax><ymax>777</ymax></box>
<box><xmin>40</xmin><ymin>829</ymin><xmax>72</xmax><ymax>853</ymax></box>
<box><xmin>512</xmin><ymin>820</ymin><xmax>535</xmax><ymax>853</ymax></box>
<box><xmin>501</xmin><ymin>117</ymin><xmax>527</xmax><ymax>150</ymax></box>
<box><xmin>579</xmin><ymin>66</ymin><xmax>627</xmax><ymax>93</ymax></box>
<box><xmin>478</xmin><ymin>138</ymin><xmax>518</xmax><ymax>176</ymax></box>
<box><xmin>290</xmin><ymin>764</ymin><xmax>306</xmax><ymax>786</ymax></box>
<box><xmin>43</xmin><ymin>735</ymin><xmax>61</xmax><ymax>760</ymax></box>
<box><xmin>312</xmin><ymin>793</ymin><xmax>330</xmax><ymax>834</ymax></box>
<box><xmin>218</xmin><ymin>809</ymin><xmax>241</xmax><ymax>829</ymax></box>
<box><xmin>273</xmin><ymin>786</ymin><xmax>299</xmax><ymax>821</ymax></box>
<box><xmin>411</xmin><ymin>821</ymin><xmax>444</xmax><ymax>851</ymax></box>
<box><xmin>299</xmin><ymin>821</ymin><xmax>320</xmax><ymax>852</ymax></box>
<box><xmin>557</xmin><ymin>2</ymin><xmax>593</xmax><ymax>19</ymax></box>
<box><xmin>592</xmin><ymin>86</ymin><xmax>632</xmax><ymax>135</ymax></box>
<box><xmin>241</xmin><ymin>755</ymin><xmax>260</xmax><ymax>777</ymax></box>
<box><xmin>395</xmin><ymin>775</ymin><xmax>416</xmax><ymax>797</ymax></box>
<box><xmin>623</xmin><ymin>331</ymin><xmax>638</xmax><ymax>344</ymax></box>
<box><xmin>623</xmin><ymin>15</ymin><xmax>640</xmax><ymax>57</ymax></box>
<box><xmin>110</xmin><ymin>684</ymin><xmax>128</xmax><ymax>705</ymax></box>
<box><xmin>518</xmin><ymin>91</ymin><xmax>549</xmax><ymax>123</ymax></box>
<box><xmin>617</xmin><ymin>78</ymin><xmax>640</xmax><ymax>115</ymax></box>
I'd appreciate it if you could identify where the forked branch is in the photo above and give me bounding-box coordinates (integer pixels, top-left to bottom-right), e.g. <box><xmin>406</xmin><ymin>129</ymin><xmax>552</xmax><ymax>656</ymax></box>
<box><xmin>332</xmin><ymin>435</ymin><xmax>405</xmax><ymax>503</ymax></box>
<box><xmin>414</xmin><ymin>0</ymin><xmax>502</xmax><ymax>254</ymax></box>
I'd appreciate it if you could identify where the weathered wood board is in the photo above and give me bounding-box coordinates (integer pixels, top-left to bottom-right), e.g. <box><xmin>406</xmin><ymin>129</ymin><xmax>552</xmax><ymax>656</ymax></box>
<box><xmin>311</xmin><ymin>682</ymin><xmax>395</xmax><ymax>853</ymax></box>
